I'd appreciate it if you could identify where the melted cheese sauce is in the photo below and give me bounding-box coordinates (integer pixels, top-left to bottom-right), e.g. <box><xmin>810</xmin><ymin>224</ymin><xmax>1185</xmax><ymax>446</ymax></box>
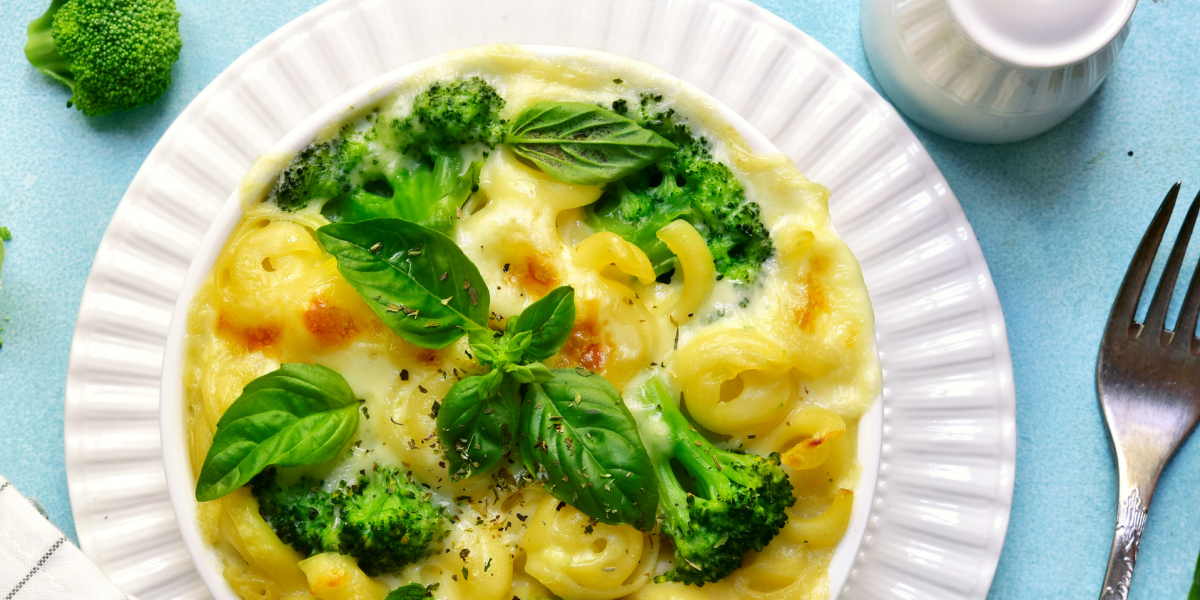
<box><xmin>185</xmin><ymin>45</ymin><xmax>881</xmax><ymax>600</ymax></box>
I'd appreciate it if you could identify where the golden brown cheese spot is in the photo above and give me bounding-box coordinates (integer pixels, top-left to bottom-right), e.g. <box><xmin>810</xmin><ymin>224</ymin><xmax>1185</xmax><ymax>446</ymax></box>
<box><xmin>217</xmin><ymin>314</ymin><xmax>280</xmax><ymax>353</ymax></box>
<box><xmin>506</xmin><ymin>253</ymin><xmax>560</xmax><ymax>297</ymax></box>
<box><xmin>303</xmin><ymin>297</ymin><xmax>363</xmax><ymax>348</ymax></box>
<box><xmin>793</xmin><ymin>272</ymin><xmax>827</xmax><ymax>333</ymax></box>
<box><xmin>558</xmin><ymin>320</ymin><xmax>613</xmax><ymax>373</ymax></box>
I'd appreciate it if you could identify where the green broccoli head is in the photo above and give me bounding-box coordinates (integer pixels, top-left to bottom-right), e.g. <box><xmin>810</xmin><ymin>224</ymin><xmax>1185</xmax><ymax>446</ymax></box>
<box><xmin>25</xmin><ymin>0</ymin><xmax>182</xmax><ymax>117</ymax></box>
<box><xmin>324</xmin><ymin>77</ymin><xmax>505</xmax><ymax>231</ymax></box>
<box><xmin>251</xmin><ymin>465</ymin><xmax>450</xmax><ymax>577</ymax></box>
<box><xmin>269</xmin><ymin>78</ymin><xmax>502</xmax><ymax>235</ymax></box>
<box><xmin>338</xmin><ymin>466</ymin><xmax>449</xmax><ymax>575</ymax></box>
<box><xmin>634</xmin><ymin>377</ymin><xmax>794</xmax><ymax>586</ymax></box>
<box><xmin>587</xmin><ymin>97</ymin><xmax>774</xmax><ymax>284</ymax></box>
<box><xmin>251</xmin><ymin>472</ymin><xmax>342</xmax><ymax>554</ymax></box>
<box><xmin>270</xmin><ymin>136</ymin><xmax>369</xmax><ymax>213</ymax></box>
<box><xmin>394</xmin><ymin>76</ymin><xmax>506</xmax><ymax>161</ymax></box>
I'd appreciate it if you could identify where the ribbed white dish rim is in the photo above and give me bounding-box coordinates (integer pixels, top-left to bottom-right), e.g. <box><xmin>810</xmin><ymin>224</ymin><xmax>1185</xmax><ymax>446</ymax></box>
<box><xmin>64</xmin><ymin>1</ymin><xmax>1016</xmax><ymax>599</ymax></box>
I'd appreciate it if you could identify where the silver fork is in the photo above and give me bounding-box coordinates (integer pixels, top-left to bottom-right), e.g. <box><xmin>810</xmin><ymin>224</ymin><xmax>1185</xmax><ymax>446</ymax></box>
<box><xmin>1098</xmin><ymin>182</ymin><xmax>1200</xmax><ymax>600</ymax></box>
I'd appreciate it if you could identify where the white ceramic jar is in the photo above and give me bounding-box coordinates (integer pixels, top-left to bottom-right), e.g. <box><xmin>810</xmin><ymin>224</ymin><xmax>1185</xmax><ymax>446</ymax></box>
<box><xmin>862</xmin><ymin>0</ymin><xmax>1136</xmax><ymax>144</ymax></box>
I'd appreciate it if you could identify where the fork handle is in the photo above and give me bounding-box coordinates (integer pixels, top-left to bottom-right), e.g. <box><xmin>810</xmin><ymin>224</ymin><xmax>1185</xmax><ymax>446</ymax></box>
<box><xmin>1098</xmin><ymin>469</ymin><xmax>1156</xmax><ymax>599</ymax></box>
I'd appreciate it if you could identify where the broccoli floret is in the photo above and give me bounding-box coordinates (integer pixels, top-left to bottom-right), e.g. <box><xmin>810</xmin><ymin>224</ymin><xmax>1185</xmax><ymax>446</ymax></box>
<box><xmin>634</xmin><ymin>377</ymin><xmax>794</xmax><ymax>585</ymax></box>
<box><xmin>252</xmin><ymin>465</ymin><xmax>449</xmax><ymax>576</ymax></box>
<box><xmin>251</xmin><ymin>473</ymin><xmax>342</xmax><ymax>553</ymax></box>
<box><xmin>396</xmin><ymin>77</ymin><xmax>507</xmax><ymax>159</ymax></box>
<box><xmin>337</xmin><ymin>466</ymin><xmax>449</xmax><ymax>575</ymax></box>
<box><xmin>316</xmin><ymin>77</ymin><xmax>504</xmax><ymax>234</ymax></box>
<box><xmin>586</xmin><ymin>98</ymin><xmax>774</xmax><ymax>284</ymax></box>
<box><xmin>270</xmin><ymin>137</ymin><xmax>369</xmax><ymax>213</ymax></box>
<box><xmin>24</xmin><ymin>0</ymin><xmax>182</xmax><ymax>117</ymax></box>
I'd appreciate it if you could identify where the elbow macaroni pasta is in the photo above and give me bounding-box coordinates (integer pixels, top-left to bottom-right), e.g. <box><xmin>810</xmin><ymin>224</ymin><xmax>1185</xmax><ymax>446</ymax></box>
<box><xmin>185</xmin><ymin>46</ymin><xmax>880</xmax><ymax>600</ymax></box>
<box><xmin>401</xmin><ymin>519</ymin><xmax>514</xmax><ymax>600</ymax></box>
<box><xmin>299</xmin><ymin>554</ymin><xmax>389</xmax><ymax>600</ymax></box>
<box><xmin>656</xmin><ymin>220</ymin><xmax>715</xmax><ymax>324</ymax></box>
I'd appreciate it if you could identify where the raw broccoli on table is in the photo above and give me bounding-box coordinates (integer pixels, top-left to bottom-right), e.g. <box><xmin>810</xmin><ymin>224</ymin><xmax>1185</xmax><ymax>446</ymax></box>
<box><xmin>587</xmin><ymin>96</ymin><xmax>775</xmax><ymax>284</ymax></box>
<box><xmin>24</xmin><ymin>0</ymin><xmax>182</xmax><ymax>117</ymax></box>
<box><xmin>252</xmin><ymin>465</ymin><xmax>450</xmax><ymax>576</ymax></box>
<box><xmin>633</xmin><ymin>377</ymin><xmax>795</xmax><ymax>585</ymax></box>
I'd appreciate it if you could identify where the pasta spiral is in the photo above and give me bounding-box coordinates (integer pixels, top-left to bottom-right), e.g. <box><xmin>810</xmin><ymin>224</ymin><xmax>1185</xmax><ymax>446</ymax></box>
<box><xmin>743</xmin><ymin>404</ymin><xmax>847</xmax><ymax>471</ymax></box>
<box><xmin>674</xmin><ymin>328</ymin><xmax>796</xmax><ymax>434</ymax></box>
<box><xmin>401</xmin><ymin>519</ymin><xmax>514</xmax><ymax>600</ymax></box>
<box><xmin>521</xmin><ymin>495</ymin><xmax>658</xmax><ymax>600</ymax></box>
<box><xmin>656</xmin><ymin>220</ymin><xmax>714</xmax><ymax>324</ymax></box>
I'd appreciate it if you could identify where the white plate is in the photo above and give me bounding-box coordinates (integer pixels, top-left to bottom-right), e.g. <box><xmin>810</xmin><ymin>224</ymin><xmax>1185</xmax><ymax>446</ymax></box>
<box><xmin>157</xmin><ymin>45</ymin><xmax>884</xmax><ymax>600</ymax></box>
<box><xmin>63</xmin><ymin>1</ymin><xmax>1016</xmax><ymax>599</ymax></box>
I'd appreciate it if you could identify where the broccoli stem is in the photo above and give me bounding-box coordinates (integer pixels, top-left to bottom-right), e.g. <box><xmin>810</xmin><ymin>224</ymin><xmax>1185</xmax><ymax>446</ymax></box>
<box><xmin>642</xmin><ymin>378</ymin><xmax>708</xmax><ymax>528</ymax></box>
<box><xmin>24</xmin><ymin>0</ymin><xmax>75</xmax><ymax>89</ymax></box>
<box><xmin>634</xmin><ymin>376</ymin><xmax>795</xmax><ymax>585</ymax></box>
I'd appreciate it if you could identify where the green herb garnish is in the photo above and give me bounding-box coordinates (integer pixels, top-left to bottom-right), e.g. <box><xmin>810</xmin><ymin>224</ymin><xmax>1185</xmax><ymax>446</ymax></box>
<box><xmin>521</xmin><ymin>368</ymin><xmax>657</xmax><ymax>529</ymax></box>
<box><xmin>194</xmin><ymin>363</ymin><xmax>360</xmax><ymax>502</ymax></box>
<box><xmin>316</xmin><ymin>218</ymin><xmax>492</xmax><ymax>349</ymax></box>
<box><xmin>505</xmin><ymin>101</ymin><xmax>677</xmax><ymax>185</ymax></box>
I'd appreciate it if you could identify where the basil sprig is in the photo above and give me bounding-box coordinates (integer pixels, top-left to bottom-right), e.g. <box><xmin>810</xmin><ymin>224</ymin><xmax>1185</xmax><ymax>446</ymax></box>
<box><xmin>438</xmin><ymin>287</ymin><xmax>577</xmax><ymax>479</ymax></box>
<box><xmin>506</xmin><ymin>102</ymin><xmax>676</xmax><ymax>185</ymax></box>
<box><xmin>195</xmin><ymin>364</ymin><xmax>359</xmax><ymax>502</ymax></box>
<box><xmin>317</xmin><ymin>219</ymin><xmax>492</xmax><ymax>348</ymax></box>
<box><xmin>320</xmin><ymin>218</ymin><xmax>655</xmax><ymax>530</ymax></box>
<box><xmin>521</xmin><ymin>368</ymin><xmax>658</xmax><ymax>529</ymax></box>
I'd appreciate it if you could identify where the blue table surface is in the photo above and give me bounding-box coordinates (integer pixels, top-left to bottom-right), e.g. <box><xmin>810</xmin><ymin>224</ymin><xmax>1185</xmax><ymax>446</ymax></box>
<box><xmin>2</xmin><ymin>0</ymin><xmax>1199</xmax><ymax>597</ymax></box>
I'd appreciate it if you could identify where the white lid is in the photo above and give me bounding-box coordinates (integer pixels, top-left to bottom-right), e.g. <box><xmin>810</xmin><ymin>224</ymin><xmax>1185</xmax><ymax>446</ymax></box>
<box><xmin>945</xmin><ymin>0</ymin><xmax>1137</xmax><ymax>69</ymax></box>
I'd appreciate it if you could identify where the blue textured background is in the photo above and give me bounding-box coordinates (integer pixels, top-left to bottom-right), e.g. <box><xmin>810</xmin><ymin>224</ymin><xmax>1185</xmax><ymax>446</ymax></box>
<box><xmin>1</xmin><ymin>0</ymin><xmax>1198</xmax><ymax>598</ymax></box>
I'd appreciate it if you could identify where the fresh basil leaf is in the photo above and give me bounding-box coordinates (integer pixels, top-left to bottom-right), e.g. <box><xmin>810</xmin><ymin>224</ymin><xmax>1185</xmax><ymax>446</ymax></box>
<box><xmin>510</xmin><ymin>286</ymin><xmax>575</xmax><ymax>360</ymax></box>
<box><xmin>195</xmin><ymin>364</ymin><xmax>359</xmax><ymax>502</ymax></box>
<box><xmin>438</xmin><ymin>373</ymin><xmax>519</xmax><ymax>480</ymax></box>
<box><xmin>317</xmin><ymin>218</ymin><xmax>491</xmax><ymax>348</ymax></box>
<box><xmin>520</xmin><ymin>368</ymin><xmax>658</xmax><ymax>529</ymax></box>
<box><xmin>506</xmin><ymin>102</ymin><xmax>676</xmax><ymax>185</ymax></box>
<box><xmin>384</xmin><ymin>582</ymin><xmax>434</xmax><ymax>599</ymax></box>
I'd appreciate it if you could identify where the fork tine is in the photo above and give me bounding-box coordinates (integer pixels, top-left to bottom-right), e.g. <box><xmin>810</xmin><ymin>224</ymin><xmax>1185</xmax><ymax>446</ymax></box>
<box><xmin>1107</xmin><ymin>182</ymin><xmax>1181</xmax><ymax>339</ymax></box>
<box><xmin>1171</xmin><ymin>189</ymin><xmax>1200</xmax><ymax>347</ymax></box>
<box><xmin>1146</xmin><ymin>186</ymin><xmax>1200</xmax><ymax>343</ymax></box>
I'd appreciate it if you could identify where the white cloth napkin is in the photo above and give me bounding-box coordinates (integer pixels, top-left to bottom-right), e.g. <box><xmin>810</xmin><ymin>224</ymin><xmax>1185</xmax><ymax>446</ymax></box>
<box><xmin>0</xmin><ymin>475</ymin><xmax>133</xmax><ymax>600</ymax></box>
